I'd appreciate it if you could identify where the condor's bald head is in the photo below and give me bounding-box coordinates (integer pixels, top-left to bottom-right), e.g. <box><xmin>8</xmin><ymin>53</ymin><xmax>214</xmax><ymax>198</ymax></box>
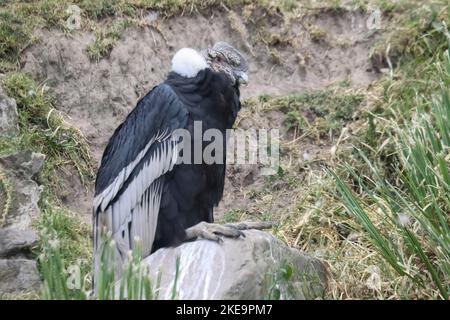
<box><xmin>202</xmin><ymin>42</ymin><xmax>249</xmax><ymax>86</ymax></box>
<box><xmin>171</xmin><ymin>42</ymin><xmax>249</xmax><ymax>86</ymax></box>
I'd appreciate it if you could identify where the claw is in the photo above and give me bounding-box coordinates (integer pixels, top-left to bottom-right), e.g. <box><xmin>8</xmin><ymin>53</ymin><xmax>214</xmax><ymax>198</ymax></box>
<box><xmin>184</xmin><ymin>221</ymin><xmax>274</xmax><ymax>243</ymax></box>
<box><xmin>225</xmin><ymin>221</ymin><xmax>274</xmax><ymax>231</ymax></box>
<box><xmin>218</xmin><ymin>224</ymin><xmax>244</xmax><ymax>238</ymax></box>
<box><xmin>185</xmin><ymin>221</ymin><xmax>245</xmax><ymax>242</ymax></box>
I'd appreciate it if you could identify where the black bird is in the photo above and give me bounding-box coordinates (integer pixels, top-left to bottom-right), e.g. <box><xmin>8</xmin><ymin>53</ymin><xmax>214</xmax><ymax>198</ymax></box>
<box><xmin>93</xmin><ymin>42</ymin><xmax>270</xmax><ymax>278</ymax></box>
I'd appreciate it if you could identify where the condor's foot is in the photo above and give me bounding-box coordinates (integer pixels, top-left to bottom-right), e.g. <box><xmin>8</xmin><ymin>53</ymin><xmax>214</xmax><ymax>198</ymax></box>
<box><xmin>185</xmin><ymin>221</ymin><xmax>274</xmax><ymax>243</ymax></box>
<box><xmin>224</xmin><ymin>221</ymin><xmax>274</xmax><ymax>231</ymax></box>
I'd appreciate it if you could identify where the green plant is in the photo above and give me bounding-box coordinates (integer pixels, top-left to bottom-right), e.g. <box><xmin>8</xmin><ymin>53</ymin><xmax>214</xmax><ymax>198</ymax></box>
<box><xmin>95</xmin><ymin>236</ymin><xmax>157</xmax><ymax>300</ymax></box>
<box><xmin>331</xmin><ymin>47</ymin><xmax>450</xmax><ymax>299</ymax></box>
<box><xmin>39</xmin><ymin>233</ymin><xmax>181</xmax><ymax>300</ymax></box>
<box><xmin>263</xmin><ymin>261</ymin><xmax>323</xmax><ymax>300</ymax></box>
<box><xmin>39</xmin><ymin>231</ymin><xmax>88</xmax><ymax>300</ymax></box>
<box><xmin>38</xmin><ymin>232</ymin><xmax>184</xmax><ymax>300</ymax></box>
<box><xmin>0</xmin><ymin>11</ymin><xmax>31</xmax><ymax>68</ymax></box>
<box><xmin>284</xmin><ymin>110</ymin><xmax>307</xmax><ymax>131</ymax></box>
<box><xmin>1</xmin><ymin>73</ymin><xmax>94</xmax><ymax>183</ymax></box>
<box><xmin>0</xmin><ymin>168</ymin><xmax>12</xmax><ymax>228</ymax></box>
<box><xmin>252</xmin><ymin>90</ymin><xmax>363</xmax><ymax>138</ymax></box>
<box><xmin>86</xmin><ymin>19</ymin><xmax>131</xmax><ymax>61</ymax></box>
<box><xmin>264</xmin><ymin>262</ymin><xmax>294</xmax><ymax>300</ymax></box>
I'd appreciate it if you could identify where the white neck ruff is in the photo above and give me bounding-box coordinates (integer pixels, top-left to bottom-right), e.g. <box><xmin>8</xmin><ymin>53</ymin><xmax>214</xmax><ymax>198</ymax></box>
<box><xmin>171</xmin><ymin>48</ymin><xmax>208</xmax><ymax>78</ymax></box>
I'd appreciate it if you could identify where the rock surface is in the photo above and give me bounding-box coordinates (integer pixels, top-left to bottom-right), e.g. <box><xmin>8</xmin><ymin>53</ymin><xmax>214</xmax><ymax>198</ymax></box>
<box><xmin>0</xmin><ymin>151</ymin><xmax>44</xmax><ymax>296</ymax></box>
<box><xmin>0</xmin><ymin>150</ymin><xmax>45</xmax><ymax>229</ymax></box>
<box><xmin>141</xmin><ymin>230</ymin><xmax>327</xmax><ymax>300</ymax></box>
<box><xmin>0</xmin><ymin>259</ymin><xmax>41</xmax><ymax>295</ymax></box>
<box><xmin>0</xmin><ymin>87</ymin><xmax>19</xmax><ymax>137</ymax></box>
<box><xmin>0</xmin><ymin>228</ymin><xmax>38</xmax><ymax>259</ymax></box>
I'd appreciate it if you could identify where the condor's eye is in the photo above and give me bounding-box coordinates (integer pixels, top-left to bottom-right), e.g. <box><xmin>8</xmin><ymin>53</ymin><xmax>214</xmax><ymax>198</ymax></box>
<box><xmin>215</xmin><ymin>56</ymin><xmax>223</xmax><ymax>63</ymax></box>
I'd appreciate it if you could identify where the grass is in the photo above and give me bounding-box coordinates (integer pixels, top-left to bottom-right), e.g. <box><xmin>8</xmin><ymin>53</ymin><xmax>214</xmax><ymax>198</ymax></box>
<box><xmin>0</xmin><ymin>73</ymin><xmax>94</xmax><ymax>184</ymax></box>
<box><xmin>312</xmin><ymin>3</ymin><xmax>450</xmax><ymax>299</ymax></box>
<box><xmin>331</xmin><ymin>45</ymin><xmax>450</xmax><ymax>299</ymax></box>
<box><xmin>308</xmin><ymin>25</ymin><xmax>327</xmax><ymax>43</ymax></box>
<box><xmin>264</xmin><ymin>262</ymin><xmax>294</xmax><ymax>299</ymax></box>
<box><xmin>242</xmin><ymin>88</ymin><xmax>364</xmax><ymax>141</ymax></box>
<box><xmin>0</xmin><ymin>73</ymin><xmax>94</xmax><ymax>298</ymax></box>
<box><xmin>0</xmin><ymin>11</ymin><xmax>32</xmax><ymax>68</ymax></box>
<box><xmin>37</xmin><ymin>204</ymin><xmax>92</xmax><ymax>281</ymax></box>
<box><xmin>0</xmin><ymin>0</ymin><xmax>312</xmax><ymax>65</ymax></box>
<box><xmin>39</xmin><ymin>231</ymin><xmax>89</xmax><ymax>300</ymax></box>
<box><xmin>85</xmin><ymin>19</ymin><xmax>132</xmax><ymax>61</ymax></box>
<box><xmin>0</xmin><ymin>0</ymin><xmax>389</xmax><ymax>65</ymax></box>
<box><xmin>282</xmin><ymin>90</ymin><xmax>363</xmax><ymax>138</ymax></box>
<box><xmin>39</xmin><ymin>233</ymin><xmax>180</xmax><ymax>300</ymax></box>
<box><xmin>219</xmin><ymin>208</ymin><xmax>249</xmax><ymax>224</ymax></box>
<box><xmin>220</xmin><ymin>1</ymin><xmax>450</xmax><ymax>300</ymax></box>
<box><xmin>0</xmin><ymin>167</ymin><xmax>12</xmax><ymax>228</ymax></box>
<box><xmin>263</xmin><ymin>261</ymin><xmax>324</xmax><ymax>300</ymax></box>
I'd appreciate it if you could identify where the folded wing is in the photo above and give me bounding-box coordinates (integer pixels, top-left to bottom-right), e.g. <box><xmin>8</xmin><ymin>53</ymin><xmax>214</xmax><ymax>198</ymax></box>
<box><xmin>93</xmin><ymin>84</ymin><xmax>188</xmax><ymax>275</ymax></box>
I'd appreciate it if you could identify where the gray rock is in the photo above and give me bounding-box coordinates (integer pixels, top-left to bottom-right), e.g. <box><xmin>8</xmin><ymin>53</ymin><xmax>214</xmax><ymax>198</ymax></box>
<box><xmin>0</xmin><ymin>151</ymin><xmax>45</xmax><ymax>229</ymax></box>
<box><xmin>139</xmin><ymin>230</ymin><xmax>327</xmax><ymax>300</ymax></box>
<box><xmin>0</xmin><ymin>87</ymin><xmax>19</xmax><ymax>137</ymax></box>
<box><xmin>0</xmin><ymin>228</ymin><xmax>39</xmax><ymax>258</ymax></box>
<box><xmin>0</xmin><ymin>259</ymin><xmax>41</xmax><ymax>295</ymax></box>
<box><xmin>0</xmin><ymin>150</ymin><xmax>45</xmax><ymax>180</ymax></box>
<box><xmin>0</xmin><ymin>151</ymin><xmax>44</xmax><ymax>295</ymax></box>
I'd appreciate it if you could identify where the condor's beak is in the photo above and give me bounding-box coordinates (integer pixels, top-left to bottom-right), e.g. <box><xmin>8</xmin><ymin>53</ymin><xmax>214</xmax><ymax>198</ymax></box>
<box><xmin>236</xmin><ymin>71</ymin><xmax>248</xmax><ymax>85</ymax></box>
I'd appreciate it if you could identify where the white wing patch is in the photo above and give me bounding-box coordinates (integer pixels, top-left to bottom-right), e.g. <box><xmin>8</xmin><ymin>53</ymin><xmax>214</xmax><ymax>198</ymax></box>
<box><xmin>109</xmin><ymin>179</ymin><xmax>163</xmax><ymax>260</ymax></box>
<box><xmin>93</xmin><ymin>129</ymin><xmax>170</xmax><ymax>213</ymax></box>
<box><xmin>93</xmin><ymin>131</ymin><xmax>180</xmax><ymax>278</ymax></box>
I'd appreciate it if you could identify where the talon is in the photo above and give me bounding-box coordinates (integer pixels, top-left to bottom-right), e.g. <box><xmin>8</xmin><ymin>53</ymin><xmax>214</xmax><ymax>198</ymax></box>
<box><xmin>225</xmin><ymin>221</ymin><xmax>274</xmax><ymax>231</ymax></box>
<box><xmin>219</xmin><ymin>225</ymin><xmax>244</xmax><ymax>238</ymax></box>
<box><xmin>185</xmin><ymin>221</ymin><xmax>248</xmax><ymax>242</ymax></box>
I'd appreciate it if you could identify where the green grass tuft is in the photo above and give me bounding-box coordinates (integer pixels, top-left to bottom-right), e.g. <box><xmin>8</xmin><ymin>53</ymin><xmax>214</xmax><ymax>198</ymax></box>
<box><xmin>86</xmin><ymin>19</ymin><xmax>132</xmax><ymax>61</ymax></box>
<box><xmin>39</xmin><ymin>234</ymin><xmax>180</xmax><ymax>300</ymax></box>
<box><xmin>0</xmin><ymin>12</ymin><xmax>32</xmax><ymax>71</ymax></box>
<box><xmin>1</xmin><ymin>73</ymin><xmax>94</xmax><ymax>184</ymax></box>
<box><xmin>1</xmin><ymin>72</ymin><xmax>95</xmax><ymax>299</ymax></box>
<box><xmin>331</xmin><ymin>12</ymin><xmax>450</xmax><ymax>299</ymax></box>
<box><xmin>254</xmin><ymin>89</ymin><xmax>364</xmax><ymax>138</ymax></box>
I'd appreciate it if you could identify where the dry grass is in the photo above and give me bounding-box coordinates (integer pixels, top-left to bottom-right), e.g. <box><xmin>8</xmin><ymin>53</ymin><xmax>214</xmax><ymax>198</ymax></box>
<box><xmin>226</xmin><ymin>89</ymin><xmax>398</xmax><ymax>299</ymax></box>
<box><xmin>220</xmin><ymin>1</ymin><xmax>450</xmax><ymax>300</ymax></box>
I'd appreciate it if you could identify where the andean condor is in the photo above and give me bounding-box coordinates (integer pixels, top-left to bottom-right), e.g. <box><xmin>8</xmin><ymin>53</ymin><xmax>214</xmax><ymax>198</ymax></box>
<box><xmin>93</xmin><ymin>42</ymin><xmax>271</xmax><ymax>279</ymax></box>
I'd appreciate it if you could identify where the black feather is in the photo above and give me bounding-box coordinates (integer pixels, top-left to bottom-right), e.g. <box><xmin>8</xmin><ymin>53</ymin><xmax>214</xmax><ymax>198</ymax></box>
<box><xmin>94</xmin><ymin>68</ymin><xmax>241</xmax><ymax>254</ymax></box>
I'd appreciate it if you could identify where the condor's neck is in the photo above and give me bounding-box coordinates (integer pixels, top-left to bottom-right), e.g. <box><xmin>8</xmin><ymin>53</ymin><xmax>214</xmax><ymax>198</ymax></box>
<box><xmin>165</xmin><ymin>69</ymin><xmax>241</xmax><ymax>130</ymax></box>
